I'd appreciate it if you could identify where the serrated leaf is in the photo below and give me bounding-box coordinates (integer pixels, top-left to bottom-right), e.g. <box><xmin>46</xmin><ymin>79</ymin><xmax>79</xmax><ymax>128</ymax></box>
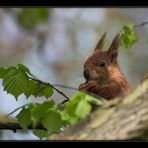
<box><xmin>5</xmin><ymin>67</ymin><xmax>17</xmax><ymax>77</ymax></box>
<box><xmin>18</xmin><ymin>64</ymin><xmax>34</xmax><ymax>77</ymax></box>
<box><xmin>75</xmin><ymin>99</ymin><xmax>91</xmax><ymax>118</ymax></box>
<box><xmin>0</xmin><ymin>67</ymin><xmax>6</xmax><ymax>78</ymax></box>
<box><xmin>124</xmin><ymin>22</ymin><xmax>135</xmax><ymax>31</ymax></box>
<box><xmin>42</xmin><ymin>110</ymin><xmax>63</xmax><ymax>134</ymax></box>
<box><xmin>65</xmin><ymin>95</ymin><xmax>82</xmax><ymax>117</ymax></box>
<box><xmin>66</xmin><ymin>92</ymin><xmax>85</xmax><ymax>107</ymax></box>
<box><xmin>16</xmin><ymin>107</ymin><xmax>31</xmax><ymax>130</ymax></box>
<box><xmin>121</xmin><ymin>22</ymin><xmax>138</xmax><ymax>49</ymax></box>
<box><xmin>85</xmin><ymin>94</ymin><xmax>105</xmax><ymax>105</ymax></box>
<box><xmin>63</xmin><ymin>92</ymin><xmax>86</xmax><ymax>124</ymax></box>
<box><xmin>0</xmin><ymin>64</ymin><xmax>54</xmax><ymax>100</ymax></box>
<box><xmin>33</xmin><ymin>129</ymin><xmax>49</xmax><ymax>139</ymax></box>
<box><xmin>17</xmin><ymin>8</ymin><xmax>49</xmax><ymax>30</ymax></box>
<box><xmin>3</xmin><ymin>70</ymin><xmax>31</xmax><ymax>100</ymax></box>
<box><xmin>34</xmin><ymin>84</ymin><xmax>53</xmax><ymax>99</ymax></box>
<box><xmin>43</xmin><ymin>86</ymin><xmax>53</xmax><ymax>99</ymax></box>
<box><xmin>28</xmin><ymin>80</ymin><xmax>38</xmax><ymax>96</ymax></box>
<box><xmin>67</xmin><ymin>116</ymin><xmax>78</xmax><ymax>125</ymax></box>
<box><xmin>6</xmin><ymin>103</ymin><xmax>32</xmax><ymax>117</ymax></box>
<box><xmin>63</xmin><ymin>105</ymin><xmax>79</xmax><ymax>125</ymax></box>
<box><xmin>31</xmin><ymin>101</ymin><xmax>55</xmax><ymax>127</ymax></box>
<box><xmin>59</xmin><ymin>110</ymin><xmax>71</xmax><ymax>125</ymax></box>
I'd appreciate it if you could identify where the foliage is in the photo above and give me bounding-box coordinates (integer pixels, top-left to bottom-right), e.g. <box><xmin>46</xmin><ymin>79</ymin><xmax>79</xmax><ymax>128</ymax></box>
<box><xmin>121</xmin><ymin>22</ymin><xmax>138</xmax><ymax>48</ymax></box>
<box><xmin>0</xmin><ymin>64</ymin><xmax>53</xmax><ymax>100</ymax></box>
<box><xmin>0</xmin><ymin>64</ymin><xmax>104</xmax><ymax>139</ymax></box>
<box><xmin>0</xmin><ymin>22</ymin><xmax>141</xmax><ymax>139</ymax></box>
<box><xmin>16</xmin><ymin>8</ymin><xmax>50</xmax><ymax>30</ymax></box>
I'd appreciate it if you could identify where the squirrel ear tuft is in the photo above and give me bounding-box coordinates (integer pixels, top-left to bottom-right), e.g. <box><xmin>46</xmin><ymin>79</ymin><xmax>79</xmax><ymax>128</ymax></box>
<box><xmin>107</xmin><ymin>31</ymin><xmax>121</xmax><ymax>62</ymax></box>
<box><xmin>93</xmin><ymin>32</ymin><xmax>106</xmax><ymax>53</ymax></box>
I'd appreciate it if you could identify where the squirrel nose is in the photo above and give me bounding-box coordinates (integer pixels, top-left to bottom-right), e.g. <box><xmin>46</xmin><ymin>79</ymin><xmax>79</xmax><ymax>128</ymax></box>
<box><xmin>84</xmin><ymin>69</ymin><xmax>90</xmax><ymax>80</ymax></box>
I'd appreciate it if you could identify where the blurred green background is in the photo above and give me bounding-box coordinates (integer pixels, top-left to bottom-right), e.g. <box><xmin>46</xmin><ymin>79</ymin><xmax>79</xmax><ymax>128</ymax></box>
<box><xmin>0</xmin><ymin>8</ymin><xmax>147</xmax><ymax>140</ymax></box>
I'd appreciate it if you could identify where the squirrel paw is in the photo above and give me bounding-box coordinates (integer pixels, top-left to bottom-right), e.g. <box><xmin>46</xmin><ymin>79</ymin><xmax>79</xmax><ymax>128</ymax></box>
<box><xmin>79</xmin><ymin>80</ymin><xmax>98</xmax><ymax>92</ymax></box>
<box><xmin>79</xmin><ymin>83</ymin><xmax>90</xmax><ymax>91</ymax></box>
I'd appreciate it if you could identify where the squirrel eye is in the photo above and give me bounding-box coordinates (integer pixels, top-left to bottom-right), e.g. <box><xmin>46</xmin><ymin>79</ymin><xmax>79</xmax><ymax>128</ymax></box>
<box><xmin>99</xmin><ymin>61</ymin><xmax>106</xmax><ymax>68</ymax></box>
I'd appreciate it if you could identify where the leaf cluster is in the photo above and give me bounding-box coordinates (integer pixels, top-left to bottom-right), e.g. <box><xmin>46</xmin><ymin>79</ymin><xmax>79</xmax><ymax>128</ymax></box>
<box><xmin>0</xmin><ymin>64</ymin><xmax>53</xmax><ymax>100</ymax></box>
<box><xmin>0</xmin><ymin>64</ymin><xmax>104</xmax><ymax>139</ymax></box>
<box><xmin>16</xmin><ymin>8</ymin><xmax>50</xmax><ymax>30</ymax></box>
<box><xmin>121</xmin><ymin>22</ymin><xmax>138</xmax><ymax>48</ymax></box>
<box><xmin>0</xmin><ymin>22</ymin><xmax>141</xmax><ymax>139</ymax></box>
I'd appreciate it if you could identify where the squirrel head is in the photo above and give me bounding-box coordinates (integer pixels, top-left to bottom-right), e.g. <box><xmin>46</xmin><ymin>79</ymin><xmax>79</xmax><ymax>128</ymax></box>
<box><xmin>84</xmin><ymin>32</ymin><xmax>122</xmax><ymax>84</ymax></box>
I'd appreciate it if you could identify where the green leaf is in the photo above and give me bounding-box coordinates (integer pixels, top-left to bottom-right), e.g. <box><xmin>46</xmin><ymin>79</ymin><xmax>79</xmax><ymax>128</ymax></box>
<box><xmin>17</xmin><ymin>8</ymin><xmax>49</xmax><ymax>30</ymax></box>
<box><xmin>121</xmin><ymin>22</ymin><xmax>138</xmax><ymax>49</ymax></box>
<box><xmin>3</xmin><ymin>70</ymin><xmax>31</xmax><ymax>100</ymax></box>
<box><xmin>66</xmin><ymin>92</ymin><xmax>85</xmax><ymax>107</ymax></box>
<box><xmin>75</xmin><ymin>99</ymin><xmax>91</xmax><ymax>118</ymax></box>
<box><xmin>42</xmin><ymin>110</ymin><xmax>63</xmax><ymax>134</ymax></box>
<box><xmin>0</xmin><ymin>67</ymin><xmax>6</xmax><ymax>78</ymax></box>
<box><xmin>4</xmin><ymin>67</ymin><xmax>17</xmax><ymax>77</ymax></box>
<box><xmin>31</xmin><ymin>101</ymin><xmax>55</xmax><ymax>127</ymax></box>
<box><xmin>42</xmin><ymin>86</ymin><xmax>53</xmax><ymax>99</ymax></box>
<box><xmin>0</xmin><ymin>64</ymin><xmax>54</xmax><ymax>100</ymax></box>
<box><xmin>63</xmin><ymin>92</ymin><xmax>86</xmax><ymax>124</ymax></box>
<box><xmin>33</xmin><ymin>129</ymin><xmax>49</xmax><ymax>139</ymax></box>
<box><xmin>16</xmin><ymin>107</ymin><xmax>31</xmax><ymax>130</ymax></box>
<box><xmin>18</xmin><ymin>64</ymin><xmax>34</xmax><ymax>77</ymax></box>
<box><xmin>28</xmin><ymin>80</ymin><xmax>38</xmax><ymax>96</ymax></box>
<box><xmin>58</xmin><ymin>110</ymin><xmax>71</xmax><ymax>125</ymax></box>
<box><xmin>124</xmin><ymin>22</ymin><xmax>135</xmax><ymax>31</ymax></box>
<box><xmin>62</xmin><ymin>92</ymin><xmax>105</xmax><ymax>125</ymax></box>
<box><xmin>6</xmin><ymin>103</ymin><xmax>32</xmax><ymax>117</ymax></box>
<box><xmin>85</xmin><ymin>94</ymin><xmax>105</xmax><ymax>105</ymax></box>
<box><xmin>34</xmin><ymin>84</ymin><xmax>53</xmax><ymax>99</ymax></box>
<box><xmin>63</xmin><ymin>105</ymin><xmax>79</xmax><ymax>125</ymax></box>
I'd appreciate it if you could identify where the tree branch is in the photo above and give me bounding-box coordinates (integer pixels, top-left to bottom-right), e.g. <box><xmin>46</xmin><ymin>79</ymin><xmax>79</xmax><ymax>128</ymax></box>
<box><xmin>52</xmin><ymin>84</ymin><xmax>78</xmax><ymax>91</ymax></box>
<box><xmin>48</xmin><ymin>75</ymin><xmax>148</xmax><ymax>140</ymax></box>
<box><xmin>29</xmin><ymin>77</ymin><xmax>70</xmax><ymax>104</ymax></box>
<box><xmin>134</xmin><ymin>21</ymin><xmax>148</xmax><ymax>28</ymax></box>
<box><xmin>0</xmin><ymin>116</ymin><xmax>45</xmax><ymax>132</ymax></box>
<box><xmin>0</xmin><ymin>121</ymin><xmax>45</xmax><ymax>133</ymax></box>
<box><xmin>0</xmin><ymin>76</ymin><xmax>147</xmax><ymax>140</ymax></box>
<box><xmin>29</xmin><ymin>77</ymin><xmax>104</xmax><ymax>104</ymax></box>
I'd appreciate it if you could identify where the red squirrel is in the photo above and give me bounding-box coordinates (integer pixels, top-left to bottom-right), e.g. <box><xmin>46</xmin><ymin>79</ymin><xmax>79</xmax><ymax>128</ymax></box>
<box><xmin>79</xmin><ymin>32</ymin><xmax>131</xmax><ymax>100</ymax></box>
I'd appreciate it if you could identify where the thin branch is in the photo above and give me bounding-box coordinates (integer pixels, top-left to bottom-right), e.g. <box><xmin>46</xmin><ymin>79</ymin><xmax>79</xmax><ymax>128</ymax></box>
<box><xmin>6</xmin><ymin>103</ymin><xmax>32</xmax><ymax>118</ymax></box>
<box><xmin>45</xmin><ymin>83</ymin><xmax>105</xmax><ymax>103</ymax></box>
<box><xmin>29</xmin><ymin>77</ymin><xmax>106</xmax><ymax>104</ymax></box>
<box><xmin>0</xmin><ymin>122</ymin><xmax>45</xmax><ymax>133</ymax></box>
<box><xmin>134</xmin><ymin>21</ymin><xmax>148</xmax><ymax>28</ymax></box>
<box><xmin>29</xmin><ymin>77</ymin><xmax>70</xmax><ymax>103</ymax></box>
<box><xmin>52</xmin><ymin>84</ymin><xmax>78</xmax><ymax>91</ymax></box>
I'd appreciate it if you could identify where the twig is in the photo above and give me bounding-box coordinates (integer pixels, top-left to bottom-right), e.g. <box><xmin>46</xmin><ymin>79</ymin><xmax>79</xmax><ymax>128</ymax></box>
<box><xmin>29</xmin><ymin>77</ymin><xmax>70</xmax><ymax>103</ymax></box>
<box><xmin>134</xmin><ymin>21</ymin><xmax>148</xmax><ymax>28</ymax></box>
<box><xmin>52</xmin><ymin>84</ymin><xmax>78</xmax><ymax>91</ymax></box>
<box><xmin>29</xmin><ymin>77</ymin><xmax>106</xmax><ymax>103</ymax></box>
<box><xmin>0</xmin><ymin>122</ymin><xmax>45</xmax><ymax>132</ymax></box>
<box><xmin>6</xmin><ymin>103</ymin><xmax>32</xmax><ymax>118</ymax></box>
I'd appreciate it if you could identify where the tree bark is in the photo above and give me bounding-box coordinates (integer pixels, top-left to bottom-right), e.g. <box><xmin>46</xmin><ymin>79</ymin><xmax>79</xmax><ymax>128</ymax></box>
<box><xmin>48</xmin><ymin>75</ymin><xmax>148</xmax><ymax>140</ymax></box>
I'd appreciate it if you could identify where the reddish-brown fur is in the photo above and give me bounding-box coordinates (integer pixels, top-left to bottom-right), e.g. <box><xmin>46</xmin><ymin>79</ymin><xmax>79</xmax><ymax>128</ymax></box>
<box><xmin>79</xmin><ymin>32</ymin><xmax>131</xmax><ymax>100</ymax></box>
